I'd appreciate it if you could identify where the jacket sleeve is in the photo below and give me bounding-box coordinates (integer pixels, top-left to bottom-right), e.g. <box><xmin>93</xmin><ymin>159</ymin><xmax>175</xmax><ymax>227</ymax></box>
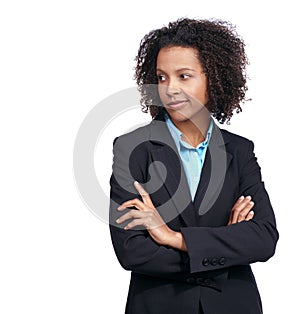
<box><xmin>181</xmin><ymin>140</ymin><xmax>279</xmax><ymax>273</ymax></box>
<box><xmin>109</xmin><ymin>135</ymin><xmax>191</xmax><ymax>280</ymax></box>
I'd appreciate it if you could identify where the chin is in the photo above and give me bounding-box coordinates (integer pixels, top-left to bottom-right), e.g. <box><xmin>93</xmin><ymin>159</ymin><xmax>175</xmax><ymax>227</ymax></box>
<box><xmin>166</xmin><ymin>110</ymin><xmax>191</xmax><ymax>122</ymax></box>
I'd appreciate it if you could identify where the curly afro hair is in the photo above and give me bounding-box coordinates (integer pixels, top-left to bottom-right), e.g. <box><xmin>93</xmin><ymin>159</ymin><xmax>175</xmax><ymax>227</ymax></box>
<box><xmin>134</xmin><ymin>18</ymin><xmax>249</xmax><ymax>124</ymax></box>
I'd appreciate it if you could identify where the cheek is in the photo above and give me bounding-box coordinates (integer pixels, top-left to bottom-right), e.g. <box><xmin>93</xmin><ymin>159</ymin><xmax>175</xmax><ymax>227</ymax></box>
<box><xmin>193</xmin><ymin>82</ymin><xmax>209</xmax><ymax>103</ymax></box>
<box><xmin>157</xmin><ymin>85</ymin><xmax>167</xmax><ymax>102</ymax></box>
<box><xmin>157</xmin><ymin>85</ymin><xmax>163</xmax><ymax>97</ymax></box>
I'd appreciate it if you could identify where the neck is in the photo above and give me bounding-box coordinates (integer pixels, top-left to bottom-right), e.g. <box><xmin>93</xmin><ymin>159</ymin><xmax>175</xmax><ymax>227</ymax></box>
<box><xmin>172</xmin><ymin>113</ymin><xmax>211</xmax><ymax>147</ymax></box>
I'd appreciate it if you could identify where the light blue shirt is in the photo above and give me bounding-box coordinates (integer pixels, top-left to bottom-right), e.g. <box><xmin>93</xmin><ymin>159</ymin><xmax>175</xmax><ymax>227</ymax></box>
<box><xmin>165</xmin><ymin>115</ymin><xmax>213</xmax><ymax>201</ymax></box>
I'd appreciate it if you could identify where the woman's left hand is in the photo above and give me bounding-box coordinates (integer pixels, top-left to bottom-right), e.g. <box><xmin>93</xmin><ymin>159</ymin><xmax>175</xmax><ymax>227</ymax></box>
<box><xmin>116</xmin><ymin>181</ymin><xmax>175</xmax><ymax>246</ymax></box>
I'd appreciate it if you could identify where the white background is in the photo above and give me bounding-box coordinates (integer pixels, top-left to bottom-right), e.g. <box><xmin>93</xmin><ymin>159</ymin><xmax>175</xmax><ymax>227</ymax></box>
<box><xmin>0</xmin><ymin>0</ymin><xmax>299</xmax><ymax>313</ymax></box>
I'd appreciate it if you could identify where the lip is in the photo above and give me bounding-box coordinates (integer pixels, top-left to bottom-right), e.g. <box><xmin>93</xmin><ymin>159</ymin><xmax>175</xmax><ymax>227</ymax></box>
<box><xmin>166</xmin><ymin>100</ymin><xmax>189</xmax><ymax>110</ymax></box>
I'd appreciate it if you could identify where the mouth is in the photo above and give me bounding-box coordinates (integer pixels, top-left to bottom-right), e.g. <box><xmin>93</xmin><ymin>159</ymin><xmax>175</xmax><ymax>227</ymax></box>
<box><xmin>166</xmin><ymin>100</ymin><xmax>189</xmax><ymax>110</ymax></box>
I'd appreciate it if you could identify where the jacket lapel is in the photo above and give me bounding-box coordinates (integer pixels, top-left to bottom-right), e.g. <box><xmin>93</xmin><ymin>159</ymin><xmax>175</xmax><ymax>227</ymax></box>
<box><xmin>148</xmin><ymin>119</ymin><xmax>196</xmax><ymax>226</ymax></box>
<box><xmin>193</xmin><ymin>125</ymin><xmax>233</xmax><ymax>216</ymax></box>
<box><xmin>148</xmin><ymin>118</ymin><xmax>233</xmax><ymax>225</ymax></box>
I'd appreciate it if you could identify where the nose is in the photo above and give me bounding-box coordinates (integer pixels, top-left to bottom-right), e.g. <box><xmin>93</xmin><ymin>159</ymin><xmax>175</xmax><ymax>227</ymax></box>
<box><xmin>166</xmin><ymin>83</ymin><xmax>181</xmax><ymax>97</ymax></box>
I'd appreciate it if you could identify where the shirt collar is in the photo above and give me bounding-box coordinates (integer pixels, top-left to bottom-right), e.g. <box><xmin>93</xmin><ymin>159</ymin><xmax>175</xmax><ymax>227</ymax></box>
<box><xmin>165</xmin><ymin>114</ymin><xmax>213</xmax><ymax>150</ymax></box>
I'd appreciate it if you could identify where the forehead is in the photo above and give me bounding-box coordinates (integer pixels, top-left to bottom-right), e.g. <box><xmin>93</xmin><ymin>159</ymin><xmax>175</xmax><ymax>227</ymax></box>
<box><xmin>156</xmin><ymin>46</ymin><xmax>201</xmax><ymax>69</ymax></box>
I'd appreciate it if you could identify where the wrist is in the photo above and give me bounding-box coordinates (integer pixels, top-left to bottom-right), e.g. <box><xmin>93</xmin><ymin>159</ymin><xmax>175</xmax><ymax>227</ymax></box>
<box><xmin>166</xmin><ymin>231</ymin><xmax>187</xmax><ymax>252</ymax></box>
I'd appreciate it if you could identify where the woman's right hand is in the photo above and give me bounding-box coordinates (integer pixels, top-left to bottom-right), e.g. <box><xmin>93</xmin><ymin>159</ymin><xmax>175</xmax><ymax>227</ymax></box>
<box><xmin>227</xmin><ymin>196</ymin><xmax>254</xmax><ymax>225</ymax></box>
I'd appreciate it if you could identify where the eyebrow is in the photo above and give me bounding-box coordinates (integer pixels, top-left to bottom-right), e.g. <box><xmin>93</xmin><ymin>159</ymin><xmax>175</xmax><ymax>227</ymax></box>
<box><xmin>156</xmin><ymin>67</ymin><xmax>196</xmax><ymax>73</ymax></box>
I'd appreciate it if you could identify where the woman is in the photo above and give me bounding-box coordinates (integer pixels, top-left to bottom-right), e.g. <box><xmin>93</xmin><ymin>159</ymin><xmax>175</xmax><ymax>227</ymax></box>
<box><xmin>109</xmin><ymin>18</ymin><xmax>278</xmax><ymax>314</ymax></box>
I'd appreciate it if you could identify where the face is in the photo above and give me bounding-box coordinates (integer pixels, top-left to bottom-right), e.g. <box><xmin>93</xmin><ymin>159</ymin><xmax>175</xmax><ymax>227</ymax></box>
<box><xmin>156</xmin><ymin>46</ymin><xmax>209</xmax><ymax>123</ymax></box>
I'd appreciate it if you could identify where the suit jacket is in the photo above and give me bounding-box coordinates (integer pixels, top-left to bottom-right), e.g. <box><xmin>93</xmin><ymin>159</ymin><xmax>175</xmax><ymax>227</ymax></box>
<box><xmin>109</xmin><ymin>116</ymin><xmax>279</xmax><ymax>314</ymax></box>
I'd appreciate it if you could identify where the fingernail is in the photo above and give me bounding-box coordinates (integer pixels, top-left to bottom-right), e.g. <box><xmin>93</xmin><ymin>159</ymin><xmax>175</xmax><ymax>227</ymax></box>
<box><xmin>250</xmin><ymin>211</ymin><xmax>254</xmax><ymax>215</ymax></box>
<box><xmin>239</xmin><ymin>196</ymin><xmax>245</xmax><ymax>200</ymax></box>
<box><xmin>245</xmin><ymin>195</ymin><xmax>252</xmax><ymax>200</ymax></box>
<box><xmin>249</xmin><ymin>201</ymin><xmax>254</xmax><ymax>205</ymax></box>
<box><xmin>116</xmin><ymin>219</ymin><xmax>120</xmax><ymax>223</ymax></box>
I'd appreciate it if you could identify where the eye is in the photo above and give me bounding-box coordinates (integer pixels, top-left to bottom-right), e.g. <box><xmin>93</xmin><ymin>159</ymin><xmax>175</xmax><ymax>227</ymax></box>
<box><xmin>157</xmin><ymin>74</ymin><xmax>166</xmax><ymax>82</ymax></box>
<box><xmin>180</xmin><ymin>73</ymin><xmax>191</xmax><ymax>80</ymax></box>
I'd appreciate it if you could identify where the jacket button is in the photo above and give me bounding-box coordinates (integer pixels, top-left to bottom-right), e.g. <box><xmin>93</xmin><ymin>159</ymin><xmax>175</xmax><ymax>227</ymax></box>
<box><xmin>202</xmin><ymin>258</ymin><xmax>210</xmax><ymax>266</ymax></box>
<box><xmin>186</xmin><ymin>277</ymin><xmax>195</xmax><ymax>284</ymax></box>
<box><xmin>210</xmin><ymin>258</ymin><xmax>218</xmax><ymax>266</ymax></box>
<box><xmin>196</xmin><ymin>278</ymin><xmax>204</xmax><ymax>285</ymax></box>
<box><xmin>219</xmin><ymin>257</ymin><xmax>226</xmax><ymax>265</ymax></box>
<box><xmin>204</xmin><ymin>278</ymin><xmax>212</xmax><ymax>286</ymax></box>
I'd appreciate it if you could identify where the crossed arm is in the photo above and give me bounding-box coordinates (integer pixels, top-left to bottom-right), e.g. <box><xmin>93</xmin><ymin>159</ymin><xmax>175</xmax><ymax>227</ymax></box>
<box><xmin>116</xmin><ymin>181</ymin><xmax>255</xmax><ymax>252</ymax></box>
<box><xmin>110</xmin><ymin>137</ymin><xmax>278</xmax><ymax>276</ymax></box>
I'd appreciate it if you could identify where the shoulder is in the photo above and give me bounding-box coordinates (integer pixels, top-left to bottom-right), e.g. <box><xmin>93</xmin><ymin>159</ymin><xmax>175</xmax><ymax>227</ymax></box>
<box><xmin>220</xmin><ymin>127</ymin><xmax>254</xmax><ymax>147</ymax></box>
<box><xmin>113</xmin><ymin>122</ymin><xmax>152</xmax><ymax>148</ymax></box>
<box><xmin>219</xmin><ymin>127</ymin><xmax>255</xmax><ymax>159</ymax></box>
<box><xmin>112</xmin><ymin>122</ymin><xmax>154</xmax><ymax>164</ymax></box>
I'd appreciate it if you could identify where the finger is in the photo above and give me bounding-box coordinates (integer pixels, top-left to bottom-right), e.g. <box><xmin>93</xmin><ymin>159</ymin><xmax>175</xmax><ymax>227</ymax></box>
<box><xmin>245</xmin><ymin>210</ymin><xmax>254</xmax><ymax>221</ymax></box>
<box><xmin>228</xmin><ymin>196</ymin><xmax>254</xmax><ymax>225</ymax></box>
<box><xmin>237</xmin><ymin>201</ymin><xmax>255</xmax><ymax>223</ymax></box>
<box><xmin>134</xmin><ymin>181</ymin><xmax>148</xmax><ymax>196</ymax></box>
<box><xmin>230</xmin><ymin>196</ymin><xmax>251</xmax><ymax>224</ymax></box>
<box><xmin>228</xmin><ymin>196</ymin><xmax>245</xmax><ymax>225</ymax></box>
<box><xmin>235</xmin><ymin>195</ymin><xmax>245</xmax><ymax>206</ymax></box>
<box><xmin>118</xmin><ymin>198</ymin><xmax>146</xmax><ymax>211</ymax></box>
<box><xmin>116</xmin><ymin>209</ymin><xmax>145</xmax><ymax>224</ymax></box>
<box><xmin>124</xmin><ymin>213</ymin><xmax>163</xmax><ymax>230</ymax></box>
<box><xmin>134</xmin><ymin>181</ymin><xmax>155</xmax><ymax>208</ymax></box>
<box><xmin>124</xmin><ymin>219</ymin><xmax>145</xmax><ymax>230</ymax></box>
<box><xmin>234</xmin><ymin>196</ymin><xmax>251</xmax><ymax>211</ymax></box>
<box><xmin>237</xmin><ymin>201</ymin><xmax>254</xmax><ymax>222</ymax></box>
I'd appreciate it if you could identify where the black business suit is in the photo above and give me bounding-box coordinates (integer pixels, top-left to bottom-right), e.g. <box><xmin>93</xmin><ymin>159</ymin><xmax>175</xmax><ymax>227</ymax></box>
<box><xmin>109</xmin><ymin>115</ymin><xmax>279</xmax><ymax>314</ymax></box>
